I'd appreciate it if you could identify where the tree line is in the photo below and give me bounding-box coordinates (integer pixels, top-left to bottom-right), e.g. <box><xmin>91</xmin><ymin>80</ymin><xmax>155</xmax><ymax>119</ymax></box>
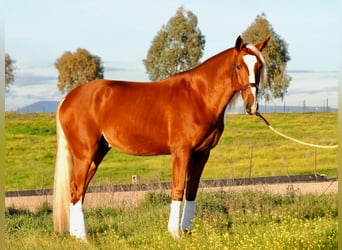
<box><xmin>5</xmin><ymin>8</ymin><xmax>290</xmax><ymax>102</ymax></box>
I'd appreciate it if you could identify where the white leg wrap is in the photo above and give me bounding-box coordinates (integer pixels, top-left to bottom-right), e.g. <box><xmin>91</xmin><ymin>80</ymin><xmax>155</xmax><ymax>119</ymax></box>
<box><xmin>168</xmin><ymin>200</ymin><xmax>182</xmax><ymax>238</ymax></box>
<box><xmin>69</xmin><ymin>199</ymin><xmax>87</xmax><ymax>242</ymax></box>
<box><xmin>181</xmin><ymin>200</ymin><xmax>195</xmax><ymax>231</ymax></box>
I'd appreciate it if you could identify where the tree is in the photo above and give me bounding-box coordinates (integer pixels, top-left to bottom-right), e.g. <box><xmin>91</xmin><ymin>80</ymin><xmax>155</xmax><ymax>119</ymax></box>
<box><xmin>5</xmin><ymin>53</ymin><xmax>15</xmax><ymax>92</ymax></box>
<box><xmin>55</xmin><ymin>48</ymin><xmax>104</xmax><ymax>94</ymax></box>
<box><xmin>143</xmin><ymin>6</ymin><xmax>205</xmax><ymax>81</ymax></box>
<box><xmin>242</xmin><ymin>13</ymin><xmax>291</xmax><ymax>101</ymax></box>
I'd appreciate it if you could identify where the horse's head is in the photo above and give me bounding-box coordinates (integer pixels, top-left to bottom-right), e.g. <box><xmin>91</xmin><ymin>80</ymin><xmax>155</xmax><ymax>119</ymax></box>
<box><xmin>233</xmin><ymin>36</ymin><xmax>269</xmax><ymax>115</ymax></box>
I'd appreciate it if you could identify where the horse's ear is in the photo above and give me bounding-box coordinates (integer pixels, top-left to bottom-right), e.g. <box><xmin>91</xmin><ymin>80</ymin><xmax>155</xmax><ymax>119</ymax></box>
<box><xmin>235</xmin><ymin>36</ymin><xmax>244</xmax><ymax>51</ymax></box>
<box><xmin>255</xmin><ymin>37</ymin><xmax>270</xmax><ymax>52</ymax></box>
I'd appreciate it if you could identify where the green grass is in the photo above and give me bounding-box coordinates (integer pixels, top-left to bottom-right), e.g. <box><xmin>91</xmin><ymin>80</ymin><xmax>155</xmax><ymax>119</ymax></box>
<box><xmin>5</xmin><ymin>112</ymin><xmax>338</xmax><ymax>190</ymax></box>
<box><xmin>5</xmin><ymin>113</ymin><xmax>57</xmax><ymax>190</ymax></box>
<box><xmin>5</xmin><ymin>191</ymin><xmax>338</xmax><ymax>249</ymax></box>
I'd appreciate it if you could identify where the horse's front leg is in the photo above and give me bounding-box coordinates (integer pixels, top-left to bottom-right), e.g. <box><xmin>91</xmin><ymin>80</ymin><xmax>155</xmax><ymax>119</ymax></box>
<box><xmin>181</xmin><ymin>150</ymin><xmax>210</xmax><ymax>232</ymax></box>
<box><xmin>168</xmin><ymin>147</ymin><xmax>191</xmax><ymax>238</ymax></box>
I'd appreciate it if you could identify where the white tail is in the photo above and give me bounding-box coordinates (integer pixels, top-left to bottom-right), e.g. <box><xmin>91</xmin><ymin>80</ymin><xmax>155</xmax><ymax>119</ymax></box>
<box><xmin>53</xmin><ymin>100</ymin><xmax>72</xmax><ymax>232</ymax></box>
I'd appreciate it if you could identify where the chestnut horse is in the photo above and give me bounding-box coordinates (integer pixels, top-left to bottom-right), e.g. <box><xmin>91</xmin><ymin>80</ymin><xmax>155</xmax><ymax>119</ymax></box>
<box><xmin>53</xmin><ymin>36</ymin><xmax>269</xmax><ymax>241</ymax></box>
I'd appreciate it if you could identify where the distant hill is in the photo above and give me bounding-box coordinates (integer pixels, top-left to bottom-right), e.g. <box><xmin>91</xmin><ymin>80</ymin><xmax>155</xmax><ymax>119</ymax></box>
<box><xmin>16</xmin><ymin>101</ymin><xmax>337</xmax><ymax>114</ymax></box>
<box><xmin>17</xmin><ymin>101</ymin><xmax>59</xmax><ymax>113</ymax></box>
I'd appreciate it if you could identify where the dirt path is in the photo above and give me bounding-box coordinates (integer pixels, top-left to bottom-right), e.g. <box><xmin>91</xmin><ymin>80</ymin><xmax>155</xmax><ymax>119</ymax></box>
<box><xmin>5</xmin><ymin>181</ymin><xmax>337</xmax><ymax>213</ymax></box>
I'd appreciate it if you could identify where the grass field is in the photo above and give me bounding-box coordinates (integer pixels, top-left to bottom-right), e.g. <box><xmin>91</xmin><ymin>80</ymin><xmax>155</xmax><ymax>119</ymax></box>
<box><xmin>5</xmin><ymin>112</ymin><xmax>338</xmax><ymax>249</ymax></box>
<box><xmin>5</xmin><ymin>112</ymin><xmax>338</xmax><ymax>191</ymax></box>
<box><xmin>5</xmin><ymin>190</ymin><xmax>338</xmax><ymax>249</ymax></box>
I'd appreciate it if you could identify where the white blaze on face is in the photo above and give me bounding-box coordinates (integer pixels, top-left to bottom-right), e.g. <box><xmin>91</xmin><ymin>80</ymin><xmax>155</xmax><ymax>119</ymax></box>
<box><xmin>243</xmin><ymin>54</ymin><xmax>258</xmax><ymax>114</ymax></box>
<box><xmin>243</xmin><ymin>54</ymin><xmax>257</xmax><ymax>83</ymax></box>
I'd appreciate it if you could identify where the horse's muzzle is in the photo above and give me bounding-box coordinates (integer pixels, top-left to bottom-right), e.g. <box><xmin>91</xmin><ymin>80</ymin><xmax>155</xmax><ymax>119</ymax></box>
<box><xmin>245</xmin><ymin>102</ymin><xmax>258</xmax><ymax>115</ymax></box>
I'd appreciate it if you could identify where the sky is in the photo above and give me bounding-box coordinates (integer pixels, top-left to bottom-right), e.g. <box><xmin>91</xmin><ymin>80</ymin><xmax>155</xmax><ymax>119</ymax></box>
<box><xmin>4</xmin><ymin>0</ymin><xmax>339</xmax><ymax>111</ymax></box>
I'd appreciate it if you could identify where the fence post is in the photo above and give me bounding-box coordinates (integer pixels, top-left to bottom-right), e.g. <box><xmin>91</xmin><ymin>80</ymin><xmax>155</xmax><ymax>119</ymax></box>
<box><xmin>313</xmin><ymin>148</ymin><xmax>317</xmax><ymax>180</ymax></box>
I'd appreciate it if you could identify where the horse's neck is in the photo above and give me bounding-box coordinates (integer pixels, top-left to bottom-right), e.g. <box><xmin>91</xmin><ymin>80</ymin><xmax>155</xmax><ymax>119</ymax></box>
<box><xmin>190</xmin><ymin>50</ymin><xmax>237</xmax><ymax>117</ymax></box>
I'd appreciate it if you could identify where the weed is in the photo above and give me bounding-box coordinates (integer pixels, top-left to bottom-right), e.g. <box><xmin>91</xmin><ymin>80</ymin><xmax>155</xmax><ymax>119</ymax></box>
<box><xmin>5</xmin><ymin>191</ymin><xmax>337</xmax><ymax>249</ymax></box>
<box><xmin>141</xmin><ymin>191</ymin><xmax>171</xmax><ymax>207</ymax></box>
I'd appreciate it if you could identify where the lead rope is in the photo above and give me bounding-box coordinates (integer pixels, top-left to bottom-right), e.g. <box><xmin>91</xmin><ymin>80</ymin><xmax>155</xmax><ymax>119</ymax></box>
<box><xmin>255</xmin><ymin>112</ymin><xmax>338</xmax><ymax>149</ymax></box>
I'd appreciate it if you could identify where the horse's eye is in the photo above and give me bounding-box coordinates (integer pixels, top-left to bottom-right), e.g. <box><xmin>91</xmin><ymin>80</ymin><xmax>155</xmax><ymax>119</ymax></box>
<box><xmin>236</xmin><ymin>65</ymin><xmax>241</xmax><ymax>70</ymax></box>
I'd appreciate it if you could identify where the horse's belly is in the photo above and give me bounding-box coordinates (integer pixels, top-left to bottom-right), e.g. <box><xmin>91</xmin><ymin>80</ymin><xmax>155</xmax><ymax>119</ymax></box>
<box><xmin>103</xmin><ymin>130</ymin><xmax>170</xmax><ymax>156</ymax></box>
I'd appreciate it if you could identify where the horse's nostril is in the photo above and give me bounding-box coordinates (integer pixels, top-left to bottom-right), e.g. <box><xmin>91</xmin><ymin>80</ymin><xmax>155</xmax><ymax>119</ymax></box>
<box><xmin>245</xmin><ymin>104</ymin><xmax>252</xmax><ymax>114</ymax></box>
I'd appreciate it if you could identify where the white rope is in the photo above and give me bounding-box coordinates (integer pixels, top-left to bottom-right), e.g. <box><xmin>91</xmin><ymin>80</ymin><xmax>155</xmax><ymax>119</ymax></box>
<box><xmin>256</xmin><ymin>112</ymin><xmax>338</xmax><ymax>149</ymax></box>
<box><xmin>268</xmin><ymin>125</ymin><xmax>338</xmax><ymax>149</ymax></box>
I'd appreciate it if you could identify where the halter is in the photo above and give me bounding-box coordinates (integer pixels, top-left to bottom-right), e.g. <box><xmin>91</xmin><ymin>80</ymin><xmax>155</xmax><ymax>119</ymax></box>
<box><xmin>239</xmin><ymin>83</ymin><xmax>257</xmax><ymax>93</ymax></box>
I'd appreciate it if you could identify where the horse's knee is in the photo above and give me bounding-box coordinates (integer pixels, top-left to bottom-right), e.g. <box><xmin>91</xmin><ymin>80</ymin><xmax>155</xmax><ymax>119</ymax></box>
<box><xmin>171</xmin><ymin>188</ymin><xmax>184</xmax><ymax>201</ymax></box>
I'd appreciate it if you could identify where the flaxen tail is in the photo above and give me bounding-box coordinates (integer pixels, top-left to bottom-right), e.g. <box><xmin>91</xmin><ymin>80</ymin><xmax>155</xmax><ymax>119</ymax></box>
<box><xmin>53</xmin><ymin>100</ymin><xmax>72</xmax><ymax>232</ymax></box>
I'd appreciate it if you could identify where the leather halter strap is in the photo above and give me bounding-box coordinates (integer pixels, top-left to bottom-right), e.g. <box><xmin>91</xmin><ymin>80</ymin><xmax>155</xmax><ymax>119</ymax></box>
<box><xmin>239</xmin><ymin>83</ymin><xmax>257</xmax><ymax>93</ymax></box>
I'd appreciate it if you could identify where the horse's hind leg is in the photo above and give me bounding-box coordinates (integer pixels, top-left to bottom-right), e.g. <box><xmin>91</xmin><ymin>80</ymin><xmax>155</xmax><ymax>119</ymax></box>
<box><xmin>68</xmin><ymin>134</ymin><xmax>111</xmax><ymax>241</ymax></box>
<box><xmin>68</xmin><ymin>136</ymin><xmax>105</xmax><ymax>241</ymax></box>
<box><xmin>83</xmin><ymin>136</ymin><xmax>111</xmax><ymax>201</ymax></box>
<box><xmin>68</xmin><ymin>156</ymin><xmax>94</xmax><ymax>241</ymax></box>
<box><xmin>181</xmin><ymin>150</ymin><xmax>210</xmax><ymax>231</ymax></box>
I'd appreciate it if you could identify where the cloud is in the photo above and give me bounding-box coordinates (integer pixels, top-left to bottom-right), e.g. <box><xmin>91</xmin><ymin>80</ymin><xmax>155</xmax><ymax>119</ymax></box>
<box><xmin>5</xmin><ymin>73</ymin><xmax>62</xmax><ymax>111</ymax></box>
<box><xmin>287</xmin><ymin>70</ymin><xmax>338</xmax><ymax>81</ymax></box>
<box><xmin>287</xmin><ymin>70</ymin><xmax>338</xmax><ymax>74</ymax></box>
<box><xmin>287</xmin><ymin>85</ymin><xmax>338</xmax><ymax>96</ymax></box>
<box><xmin>104</xmin><ymin>66</ymin><xmax>127</xmax><ymax>73</ymax></box>
<box><xmin>14</xmin><ymin>71</ymin><xmax>57</xmax><ymax>86</ymax></box>
<box><xmin>284</xmin><ymin>71</ymin><xmax>338</xmax><ymax>101</ymax></box>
